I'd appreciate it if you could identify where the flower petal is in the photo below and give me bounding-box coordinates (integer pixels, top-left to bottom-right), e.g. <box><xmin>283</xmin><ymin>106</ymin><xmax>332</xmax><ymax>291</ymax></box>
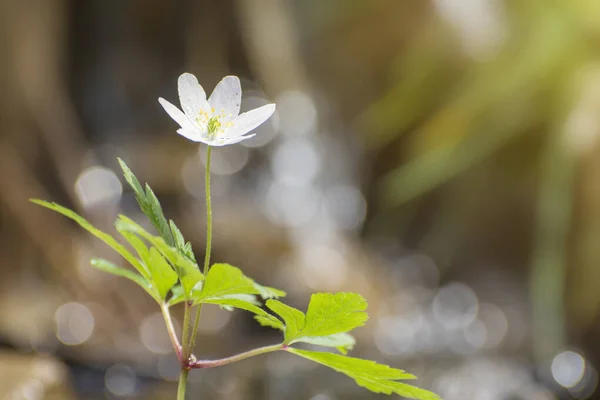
<box><xmin>178</xmin><ymin>73</ymin><xmax>210</xmax><ymax>119</ymax></box>
<box><xmin>176</xmin><ymin>128</ymin><xmax>211</xmax><ymax>143</ymax></box>
<box><xmin>208</xmin><ymin>76</ymin><xmax>241</xmax><ymax>119</ymax></box>
<box><xmin>158</xmin><ymin>98</ymin><xmax>197</xmax><ymax>131</ymax></box>
<box><xmin>225</xmin><ymin>104</ymin><xmax>276</xmax><ymax>138</ymax></box>
<box><xmin>224</xmin><ymin>134</ymin><xmax>256</xmax><ymax>145</ymax></box>
<box><xmin>205</xmin><ymin>134</ymin><xmax>256</xmax><ymax>147</ymax></box>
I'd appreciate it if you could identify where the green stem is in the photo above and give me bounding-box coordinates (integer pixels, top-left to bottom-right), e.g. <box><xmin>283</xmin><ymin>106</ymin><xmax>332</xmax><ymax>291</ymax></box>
<box><xmin>181</xmin><ymin>301</ymin><xmax>192</xmax><ymax>360</ymax></box>
<box><xmin>188</xmin><ymin>146</ymin><xmax>213</xmax><ymax>360</ymax></box>
<box><xmin>160</xmin><ymin>303</ymin><xmax>182</xmax><ymax>361</ymax></box>
<box><xmin>177</xmin><ymin>369</ymin><xmax>188</xmax><ymax>400</ymax></box>
<box><xmin>191</xmin><ymin>343</ymin><xmax>285</xmax><ymax>369</ymax></box>
<box><xmin>177</xmin><ymin>301</ymin><xmax>192</xmax><ymax>400</ymax></box>
<box><xmin>202</xmin><ymin>145</ymin><xmax>213</xmax><ymax>275</ymax></box>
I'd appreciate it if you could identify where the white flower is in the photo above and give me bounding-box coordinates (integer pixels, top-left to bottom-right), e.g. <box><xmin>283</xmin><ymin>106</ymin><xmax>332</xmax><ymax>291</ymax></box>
<box><xmin>158</xmin><ymin>73</ymin><xmax>276</xmax><ymax>146</ymax></box>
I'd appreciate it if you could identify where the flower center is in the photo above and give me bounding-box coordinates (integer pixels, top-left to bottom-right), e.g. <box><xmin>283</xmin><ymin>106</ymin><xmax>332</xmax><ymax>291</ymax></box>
<box><xmin>207</xmin><ymin>117</ymin><xmax>222</xmax><ymax>135</ymax></box>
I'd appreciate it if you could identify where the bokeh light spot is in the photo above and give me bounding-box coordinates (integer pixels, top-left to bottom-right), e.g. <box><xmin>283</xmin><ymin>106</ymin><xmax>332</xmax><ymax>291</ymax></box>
<box><xmin>276</xmin><ymin>91</ymin><xmax>317</xmax><ymax>137</ymax></box>
<box><xmin>139</xmin><ymin>312</ymin><xmax>173</xmax><ymax>354</ymax></box>
<box><xmin>552</xmin><ymin>351</ymin><xmax>586</xmax><ymax>389</ymax></box>
<box><xmin>105</xmin><ymin>364</ymin><xmax>136</xmax><ymax>397</ymax></box>
<box><xmin>432</xmin><ymin>282</ymin><xmax>479</xmax><ymax>329</ymax></box>
<box><xmin>75</xmin><ymin>166</ymin><xmax>122</xmax><ymax>209</ymax></box>
<box><xmin>54</xmin><ymin>302</ymin><xmax>94</xmax><ymax>346</ymax></box>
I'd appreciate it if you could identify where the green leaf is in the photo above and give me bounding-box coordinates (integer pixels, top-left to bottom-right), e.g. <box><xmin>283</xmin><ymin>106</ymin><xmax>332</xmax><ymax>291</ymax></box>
<box><xmin>195</xmin><ymin>263</ymin><xmax>260</xmax><ymax>302</ymax></box>
<box><xmin>168</xmin><ymin>284</ymin><xmax>186</xmax><ymax>306</ymax></box>
<box><xmin>170</xmin><ymin>219</ymin><xmax>185</xmax><ymax>249</ymax></box>
<box><xmin>117</xmin><ymin>158</ymin><xmax>174</xmax><ymax>246</ymax></box>
<box><xmin>90</xmin><ymin>258</ymin><xmax>156</xmax><ymax>300</ymax></box>
<box><xmin>287</xmin><ymin>349</ymin><xmax>440</xmax><ymax>400</ymax></box>
<box><xmin>116</xmin><ymin>228</ymin><xmax>151</xmax><ymax>280</ymax></box>
<box><xmin>266</xmin><ymin>299</ymin><xmax>305</xmax><ymax>340</ymax></box>
<box><xmin>207</xmin><ymin>294</ymin><xmax>260</xmax><ymax>311</ymax></box>
<box><xmin>116</xmin><ymin>215</ymin><xmax>203</xmax><ymax>297</ymax></box>
<box><xmin>30</xmin><ymin>200</ymin><xmax>147</xmax><ymax>278</ymax></box>
<box><xmin>216</xmin><ymin>294</ymin><xmax>262</xmax><ymax>305</ymax></box>
<box><xmin>169</xmin><ymin>220</ymin><xmax>196</xmax><ymax>261</ymax></box>
<box><xmin>147</xmin><ymin>247</ymin><xmax>178</xmax><ymax>300</ymax></box>
<box><xmin>254</xmin><ymin>283</ymin><xmax>286</xmax><ymax>299</ymax></box>
<box><xmin>199</xmin><ymin>297</ymin><xmax>284</xmax><ymax>330</ymax></box>
<box><xmin>183</xmin><ymin>242</ymin><xmax>196</xmax><ymax>262</ymax></box>
<box><xmin>118</xmin><ymin>157</ymin><xmax>145</xmax><ymax>200</ymax></box>
<box><xmin>267</xmin><ymin>293</ymin><xmax>368</xmax><ymax>344</ymax></box>
<box><xmin>254</xmin><ymin>315</ymin><xmax>285</xmax><ymax>331</ymax></box>
<box><xmin>302</xmin><ymin>293</ymin><xmax>368</xmax><ymax>337</ymax></box>
<box><xmin>291</xmin><ymin>333</ymin><xmax>356</xmax><ymax>355</ymax></box>
<box><xmin>180</xmin><ymin>267</ymin><xmax>204</xmax><ymax>299</ymax></box>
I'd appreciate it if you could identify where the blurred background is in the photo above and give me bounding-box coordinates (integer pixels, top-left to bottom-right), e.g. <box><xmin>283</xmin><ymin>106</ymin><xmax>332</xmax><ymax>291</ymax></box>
<box><xmin>1</xmin><ymin>0</ymin><xmax>599</xmax><ymax>399</ymax></box>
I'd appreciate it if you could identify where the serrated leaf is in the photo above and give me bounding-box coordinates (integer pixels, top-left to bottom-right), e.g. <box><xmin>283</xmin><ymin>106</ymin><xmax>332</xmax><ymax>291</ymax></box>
<box><xmin>199</xmin><ymin>297</ymin><xmax>284</xmax><ymax>330</ymax></box>
<box><xmin>169</xmin><ymin>220</ymin><xmax>196</xmax><ymax>262</ymax></box>
<box><xmin>268</xmin><ymin>293</ymin><xmax>368</xmax><ymax>344</ymax></box>
<box><xmin>254</xmin><ymin>283</ymin><xmax>286</xmax><ymax>299</ymax></box>
<box><xmin>291</xmin><ymin>333</ymin><xmax>356</xmax><ymax>355</ymax></box>
<box><xmin>287</xmin><ymin>349</ymin><xmax>440</xmax><ymax>400</ymax></box>
<box><xmin>116</xmin><ymin>216</ymin><xmax>203</xmax><ymax>297</ymax></box>
<box><xmin>90</xmin><ymin>258</ymin><xmax>157</xmax><ymax>300</ymax></box>
<box><xmin>180</xmin><ymin>268</ymin><xmax>204</xmax><ymax>299</ymax></box>
<box><xmin>183</xmin><ymin>242</ymin><xmax>196</xmax><ymax>262</ymax></box>
<box><xmin>118</xmin><ymin>158</ymin><xmax>145</xmax><ymax>200</ymax></box>
<box><xmin>207</xmin><ymin>294</ymin><xmax>261</xmax><ymax>311</ymax></box>
<box><xmin>254</xmin><ymin>315</ymin><xmax>285</xmax><ymax>331</ymax></box>
<box><xmin>302</xmin><ymin>293</ymin><xmax>368</xmax><ymax>338</ymax></box>
<box><xmin>116</xmin><ymin>228</ymin><xmax>151</xmax><ymax>280</ymax></box>
<box><xmin>117</xmin><ymin>158</ymin><xmax>174</xmax><ymax>247</ymax></box>
<box><xmin>168</xmin><ymin>285</ymin><xmax>186</xmax><ymax>306</ymax></box>
<box><xmin>31</xmin><ymin>200</ymin><xmax>147</xmax><ymax>278</ymax></box>
<box><xmin>194</xmin><ymin>263</ymin><xmax>260</xmax><ymax>302</ymax></box>
<box><xmin>147</xmin><ymin>247</ymin><xmax>178</xmax><ymax>300</ymax></box>
<box><xmin>266</xmin><ymin>299</ymin><xmax>305</xmax><ymax>340</ymax></box>
<box><xmin>169</xmin><ymin>220</ymin><xmax>185</xmax><ymax>249</ymax></box>
<box><xmin>144</xmin><ymin>183</ymin><xmax>174</xmax><ymax>245</ymax></box>
<box><xmin>217</xmin><ymin>294</ymin><xmax>262</xmax><ymax>305</ymax></box>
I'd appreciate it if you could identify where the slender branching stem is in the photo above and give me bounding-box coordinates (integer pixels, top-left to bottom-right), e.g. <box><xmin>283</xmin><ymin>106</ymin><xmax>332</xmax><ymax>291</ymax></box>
<box><xmin>177</xmin><ymin>369</ymin><xmax>188</xmax><ymax>400</ymax></box>
<box><xmin>191</xmin><ymin>343</ymin><xmax>285</xmax><ymax>369</ymax></box>
<box><xmin>177</xmin><ymin>301</ymin><xmax>193</xmax><ymax>400</ymax></box>
<box><xmin>178</xmin><ymin>145</ymin><xmax>213</xmax><ymax>399</ymax></box>
<box><xmin>188</xmin><ymin>145</ymin><xmax>213</xmax><ymax>357</ymax></box>
<box><xmin>181</xmin><ymin>301</ymin><xmax>192</xmax><ymax>360</ymax></box>
<box><xmin>160</xmin><ymin>303</ymin><xmax>182</xmax><ymax>361</ymax></box>
<box><xmin>202</xmin><ymin>145</ymin><xmax>213</xmax><ymax>276</ymax></box>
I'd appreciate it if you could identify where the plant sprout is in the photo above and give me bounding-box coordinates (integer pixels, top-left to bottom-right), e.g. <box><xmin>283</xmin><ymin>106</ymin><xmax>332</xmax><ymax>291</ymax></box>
<box><xmin>32</xmin><ymin>73</ymin><xmax>439</xmax><ymax>400</ymax></box>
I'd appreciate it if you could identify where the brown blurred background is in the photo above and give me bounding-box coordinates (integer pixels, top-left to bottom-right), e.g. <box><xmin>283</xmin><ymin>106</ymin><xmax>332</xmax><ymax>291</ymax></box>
<box><xmin>1</xmin><ymin>0</ymin><xmax>600</xmax><ymax>399</ymax></box>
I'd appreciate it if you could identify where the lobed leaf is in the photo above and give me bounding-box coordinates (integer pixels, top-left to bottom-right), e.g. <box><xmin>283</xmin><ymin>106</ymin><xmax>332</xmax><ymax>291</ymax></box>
<box><xmin>266</xmin><ymin>299</ymin><xmax>305</xmax><ymax>340</ymax></box>
<box><xmin>147</xmin><ymin>247</ymin><xmax>178</xmax><ymax>300</ymax></box>
<box><xmin>116</xmin><ymin>215</ymin><xmax>203</xmax><ymax>298</ymax></box>
<box><xmin>168</xmin><ymin>284</ymin><xmax>186</xmax><ymax>306</ymax></box>
<box><xmin>145</xmin><ymin>184</ymin><xmax>175</xmax><ymax>246</ymax></box>
<box><xmin>199</xmin><ymin>297</ymin><xmax>284</xmax><ymax>330</ymax></box>
<box><xmin>117</xmin><ymin>158</ymin><xmax>175</xmax><ymax>247</ymax></box>
<box><xmin>194</xmin><ymin>263</ymin><xmax>260</xmax><ymax>302</ymax></box>
<box><xmin>90</xmin><ymin>258</ymin><xmax>157</xmax><ymax>300</ymax></box>
<box><xmin>291</xmin><ymin>333</ymin><xmax>356</xmax><ymax>355</ymax></box>
<box><xmin>254</xmin><ymin>283</ymin><xmax>286</xmax><ymax>299</ymax></box>
<box><xmin>169</xmin><ymin>220</ymin><xmax>196</xmax><ymax>261</ymax></box>
<box><xmin>302</xmin><ymin>292</ymin><xmax>368</xmax><ymax>337</ymax></box>
<box><xmin>267</xmin><ymin>293</ymin><xmax>368</xmax><ymax>345</ymax></box>
<box><xmin>30</xmin><ymin>200</ymin><xmax>147</xmax><ymax>278</ymax></box>
<box><xmin>116</xmin><ymin>229</ymin><xmax>151</xmax><ymax>279</ymax></box>
<box><xmin>254</xmin><ymin>315</ymin><xmax>285</xmax><ymax>331</ymax></box>
<box><xmin>287</xmin><ymin>349</ymin><xmax>440</xmax><ymax>400</ymax></box>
